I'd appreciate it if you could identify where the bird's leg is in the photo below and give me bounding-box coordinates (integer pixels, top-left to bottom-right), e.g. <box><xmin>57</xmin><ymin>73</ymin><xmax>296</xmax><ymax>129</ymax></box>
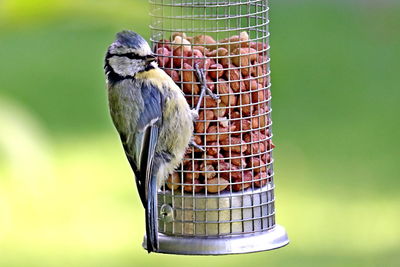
<box><xmin>193</xmin><ymin>63</ymin><xmax>219</xmax><ymax>116</ymax></box>
<box><xmin>189</xmin><ymin>63</ymin><xmax>219</xmax><ymax>152</ymax></box>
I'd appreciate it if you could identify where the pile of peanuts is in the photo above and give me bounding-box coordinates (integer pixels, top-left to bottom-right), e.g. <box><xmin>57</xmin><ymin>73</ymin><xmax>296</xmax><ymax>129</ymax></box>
<box><xmin>154</xmin><ymin>32</ymin><xmax>274</xmax><ymax>194</ymax></box>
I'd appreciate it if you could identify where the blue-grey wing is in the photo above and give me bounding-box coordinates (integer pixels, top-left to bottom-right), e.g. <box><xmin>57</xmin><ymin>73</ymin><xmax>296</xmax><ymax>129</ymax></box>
<box><xmin>137</xmin><ymin>82</ymin><xmax>163</xmax><ymax>131</ymax></box>
<box><xmin>121</xmin><ymin>82</ymin><xmax>163</xmax><ymax>207</ymax></box>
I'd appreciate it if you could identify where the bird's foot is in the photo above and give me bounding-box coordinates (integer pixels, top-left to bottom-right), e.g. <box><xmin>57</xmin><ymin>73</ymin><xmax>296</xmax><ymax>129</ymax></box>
<box><xmin>193</xmin><ymin>63</ymin><xmax>219</xmax><ymax>114</ymax></box>
<box><xmin>206</xmin><ymin>88</ymin><xmax>219</xmax><ymax>100</ymax></box>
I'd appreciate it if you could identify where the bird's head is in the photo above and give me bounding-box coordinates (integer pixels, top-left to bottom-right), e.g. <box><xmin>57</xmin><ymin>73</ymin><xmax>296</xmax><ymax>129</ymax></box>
<box><xmin>105</xmin><ymin>30</ymin><xmax>157</xmax><ymax>78</ymax></box>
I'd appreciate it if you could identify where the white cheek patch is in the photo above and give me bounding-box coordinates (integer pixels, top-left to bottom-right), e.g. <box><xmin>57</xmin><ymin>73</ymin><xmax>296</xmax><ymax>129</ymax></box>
<box><xmin>108</xmin><ymin>56</ymin><xmax>142</xmax><ymax>77</ymax></box>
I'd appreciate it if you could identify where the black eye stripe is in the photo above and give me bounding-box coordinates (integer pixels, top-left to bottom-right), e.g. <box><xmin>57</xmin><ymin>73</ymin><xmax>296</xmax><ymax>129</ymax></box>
<box><xmin>106</xmin><ymin>51</ymin><xmax>147</xmax><ymax>60</ymax></box>
<box><xmin>116</xmin><ymin>53</ymin><xmax>147</xmax><ymax>60</ymax></box>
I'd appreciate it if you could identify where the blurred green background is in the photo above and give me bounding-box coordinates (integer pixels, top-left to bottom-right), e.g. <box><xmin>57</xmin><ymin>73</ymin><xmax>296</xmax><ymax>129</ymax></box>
<box><xmin>1</xmin><ymin>0</ymin><xmax>399</xmax><ymax>266</ymax></box>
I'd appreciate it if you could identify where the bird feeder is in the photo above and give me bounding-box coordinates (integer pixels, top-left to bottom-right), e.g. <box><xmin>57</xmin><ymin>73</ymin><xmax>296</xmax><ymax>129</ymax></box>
<box><xmin>147</xmin><ymin>0</ymin><xmax>289</xmax><ymax>255</ymax></box>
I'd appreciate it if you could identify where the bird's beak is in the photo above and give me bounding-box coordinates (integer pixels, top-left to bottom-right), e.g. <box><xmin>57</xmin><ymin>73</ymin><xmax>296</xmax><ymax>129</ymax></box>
<box><xmin>146</xmin><ymin>54</ymin><xmax>157</xmax><ymax>63</ymax></box>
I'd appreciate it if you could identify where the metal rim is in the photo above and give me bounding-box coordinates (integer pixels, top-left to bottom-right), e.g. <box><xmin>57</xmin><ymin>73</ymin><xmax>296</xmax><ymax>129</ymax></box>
<box><xmin>143</xmin><ymin>224</ymin><xmax>289</xmax><ymax>255</ymax></box>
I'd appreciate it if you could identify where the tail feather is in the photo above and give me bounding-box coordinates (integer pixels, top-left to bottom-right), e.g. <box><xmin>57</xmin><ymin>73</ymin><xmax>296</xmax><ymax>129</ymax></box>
<box><xmin>145</xmin><ymin>172</ymin><xmax>159</xmax><ymax>253</ymax></box>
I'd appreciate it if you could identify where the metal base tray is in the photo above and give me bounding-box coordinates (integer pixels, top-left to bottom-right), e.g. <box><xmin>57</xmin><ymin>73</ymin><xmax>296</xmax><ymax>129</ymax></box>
<box><xmin>143</xmin><ymin>224</ymin><xmax>289</xmax><ymax>255</ymax></box>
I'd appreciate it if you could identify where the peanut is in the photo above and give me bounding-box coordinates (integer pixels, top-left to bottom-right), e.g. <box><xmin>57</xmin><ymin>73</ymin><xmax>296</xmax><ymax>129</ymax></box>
<box><xmin>171</xmin><ymin>32</ymin><xmax>187</xmax><ymax>40</ymax></box>
<box><xmin>254</xmin><ymin>171</ymin><xmax>271</xmax><ymax>188</ymax></box>
<box><xmin>220</xmin><ymin>137</ymin><xmax>247</xmax><ymax>153</ymax></box>
<box><xmin>243</xmin><ymin>76</ymin><xmax>258</xmax><ymax>91</ymax></box>
<box><xmin>217</xmin><ymin>79</ymin><xmax>237</xmax><ymax>107</ymax></box>
<box><xmin>212</xmin><ymin>102</ymin><xmax>227</xmax><ymax>118</ymax></box>
<box><xmin>262</xmin><ymin>153</ymin><xmax>272</xmax><ymax>164</ymax></box>
<box><xmin>224</xmin><ymin>64</ymin><xmax>241</xmax><ymax>92</ymax></box>
<box><xmin>206</xmin><ymin>178</ymin><xmax>229</xmax><ymax>193</ymax></box>
<box><xmin>183</xmin><ymin>178</ymin><xmax>203</xmax><ymax>193</ymax></box>
<box><xmin>156</xmin><ymin>39</ymin><xmax>171</xmax><ymax>51</ymax></box>
<box><xmin>187</xmin><ymin>95</ymin><xmax>219</xmax><ymax>108</ymax></box>
<box><xmin>251</xmin><ymin>87</ymin><xmax>265</xmax><ymax>104</ymax></box>
<box><xmin>225</xmin><ymin>152</ymin><xmax>247</xmax><ymax>167</ymax></box>
<box><xmin>267</xmin><ymin>139</ymin><xmax>275</xmax><ymax>151</ymax></box>
<box><xmin>192</xmin><ymin>136</ymin><xmax>203</xmax><ymax>153</ymax></box>
<box><xmin>206</xmin><ymin>47</ymin><xmax>229</xmax><ymax>58</ymax></box>
<box><xmin>230</xmin><ymin>111</ymin><xmax>240</xmax><ymax>119</ymax></box>
<box><xmin>238</xmin><ymin>93</ymin><xmax>253</xmax><ymax>116</ymax></box>
<box><xmin>172</xmin><ymin>47</ymin><xmax>186</xmax><ymax>68</ymax></box>
<box><xmin>231</xmin><ymin>48</ymin><xmax>257</xmax><ymax>76</ymax></box>
<box><xmin>217</xmin><ymin>117</ymin><xmax>229</xmax><ymax>128</ymax></box>
<box><xmin>181</xmin><ymin>63</ymin><xmax>200</xmax><ymax>94</ymax></box>
<box><xmin>232</xmin><ymin>47</ymin><xmax>258</xmax><ymax>62</ymax></box>
<box><xmin>219</xmin><ymin>57</ymin><xmax>231</xmax><ymax>68</ymax></box>
<box><xmin>156</xmin><ymin>47</ymin><xmax>171</xmax><ymax>68</ymax></box>
<box><xmin>244</xmin><ymin>133</ymin><xmax>266</xmax><ymax>154</ymax></box>
<box><xmin>193</xmin><ymin>135</ymin><xmax>202</xmax><ymax>146</ymax></box>
<box><xmin>184</xmin><ymin>162</ymin><xmax>200</xmax><ymax>180</ymax></box>
<box><xmin>232</xmin><ymin>119</ymin><xmax>252</xmax><ymax>135</ymax></box>
<box><xmin>239</xmin><ymin>31</ymin><xmax>250</xmax><ymax>43</ymax></box>
<box><xmin>206</xmin><ymin>75</ymin><xmax>215</xmax><ymax>92</ymax></box>
<box><xmin>257</xmin><ymin>55</ymin><xmax>269</xmax><ymax>64</ymax></box>
<box><xmin>217</xmin><ymin>161</ymin><xmax>230</xmax><ymax>170</ymax></box>
<box><xmin>244</xmin><ymin>132</ymin><xmax>267</xmax><ymax>142</ymax></box>
<box><xmin>199</xmin><ymin>57</ymin><xmax>213</xmax><ymax>70</ymax></box>
<box><xmin>205</xmin><ymin>124</ymin><xmax>236</xmax><ymax>142</ymax></box>
<box><xmin>232</xmin><ymin>171</ymin><xmax>252</xmax><ymax>191</ymax></box>
<box><xmin>157</xmin><ymin>32</ymin><xmax>276</xmax><ymax>194</ymax></box>
<box><xmin>206</xmin><ymin>142</ymin><xmax>220</xmax><ymax>156</ymax></box>
<box><xmin>263</xmin><ymin>128</ymin><xmax>271</xmax><ymax>137</ymax></box>
<box><xmin>216</xmin><ymin>31</ymin><xmax>249</xmax><ymax>51</ymax></box>
<box><xmin>199</xmin><ymin>163</ymin><xmax>216</xmax><ymax>180</ymax></box>
<box><xmin>166</xmin><ymin>172</ymin><xmax>181</xmax><ymax>190</ymax></box>
<box><xmin>251</xmin><ymin>65</ymin><xmax>264</xmax><ymax>78</ymax></box>
<box><xmin>248</xmin><ymin>157</ymin><xmax>266</xmax><ymax>173</ymax></box>
<box><xmin>193</xmin><ymin>35</ymin><xmax>217</xmax><ymax>45</ymax></box>
<box><xmin>195</xmin><ymin>110</ymin><xmax>214</xmax><ymax>133</ymax></box>
<box><xmin>209</xmin><ymin>64</ymin><xmax>224</xmax><ymax>80</ymax></box>
<box><xmin>251</xmin><ymin>108</ymin><xmax>269</xmax><ymax>129</ymax></box>
<box><xmin>172</xmin><ymin>36</ymin><xmax>191</xmax><ymax>52</ymax></box>
<box><xmin>204</xmin><ymin>153</ymin><xmax>224</xmax><ymax>165</ymax></box>
<box><xmin>193</xmin><ymin>46</ymin><xmax>210</xmax><ymax>55</ymax></box>
<box><xmin>164</xmin><ymin>69</ymin><xmax>180</xmax><ymax>83</ymax></box>
<box><xmin>266</xmin><ymin>89</ymin><xmax>271</xmax><ymax>100</ymax></box>
<box><xmin>250</xmin><ymin>42</ymin><xmax>269</xmax><ymax>52</ymax></box>
<box><xmin>182</xmin><ymin>151</ymin><xmax>192</xmax><ymax>166</ymax></box>
<box><xmin>219</xmin><ymin>163</ymin><xmax>242</xmax><ymax>180</ymax></box>
<box><xmin>184</xmin><ymin>49</ymin><xmax>204</xmax><ymax>66</ymax></box>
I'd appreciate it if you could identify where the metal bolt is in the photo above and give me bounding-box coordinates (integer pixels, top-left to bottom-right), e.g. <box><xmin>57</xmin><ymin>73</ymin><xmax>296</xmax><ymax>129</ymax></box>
<box><xmin>160</xmin><ymin>204</ymin><xmax>173</xmax><ymax>223</ymax></box>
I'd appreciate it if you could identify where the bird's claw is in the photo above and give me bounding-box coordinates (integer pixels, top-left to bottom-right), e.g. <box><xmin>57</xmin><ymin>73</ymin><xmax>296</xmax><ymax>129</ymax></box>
<box><xmin>193</xmin><ymin>63</ymin><xmax>220</xmax><ymax>114</ymax></box>
<box><xmin>206</xmin><ymin>88</ymin><xmax>219</xmax><ymax>100</ymax></box>
<box><xmin>191</xmin><ymin>109</ymin><xmax>199</xmax><ymax>120</ymax></box>
<box><xmin>189</xmin><ymin>140</ymin><xmax>205</xmax><ymax>152</ymax></box>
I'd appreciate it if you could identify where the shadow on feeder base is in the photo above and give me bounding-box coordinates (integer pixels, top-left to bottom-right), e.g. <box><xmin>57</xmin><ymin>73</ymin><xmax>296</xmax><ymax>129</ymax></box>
<box><xmin>142</xmin><ymin>224</ymin><xmax>289</xmax><ymax>255</ymax></box>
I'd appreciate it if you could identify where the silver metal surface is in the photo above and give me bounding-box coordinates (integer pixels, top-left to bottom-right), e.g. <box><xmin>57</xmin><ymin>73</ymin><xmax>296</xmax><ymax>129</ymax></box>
<box><xmin>158</xmin><ymin>184</ymin><xmax>275</xmax><ymax>236</ymax></box>
<box><xmin>143</xmin><ymin>225</ymin><xmax>289</xmax><ymax>255</ymax></box>
<box><xmin>148</xmin><ymin>0</ymin><xmax>288</xmax><ymax>255</ymax></box>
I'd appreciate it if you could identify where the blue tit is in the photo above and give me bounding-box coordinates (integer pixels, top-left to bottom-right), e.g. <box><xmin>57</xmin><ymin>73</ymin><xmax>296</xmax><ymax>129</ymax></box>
<box><xmin>104</xmin><ymin>30</ymin><xmax>197</xmax><ymax>253</ymax></box>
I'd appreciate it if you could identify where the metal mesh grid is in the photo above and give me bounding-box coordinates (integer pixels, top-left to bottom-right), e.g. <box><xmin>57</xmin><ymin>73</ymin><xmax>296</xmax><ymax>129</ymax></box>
<box><xmin>149</xmin><ymin>0</ymin><xmax>275</xmax><ymax>237</ymax></box>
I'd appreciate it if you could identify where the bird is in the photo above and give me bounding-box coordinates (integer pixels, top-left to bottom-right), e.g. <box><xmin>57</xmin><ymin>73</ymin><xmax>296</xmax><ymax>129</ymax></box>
<box><xmin>104</xmin><ymin>30</ymin><xmax>215</xmax><ymax>253</ymax></box>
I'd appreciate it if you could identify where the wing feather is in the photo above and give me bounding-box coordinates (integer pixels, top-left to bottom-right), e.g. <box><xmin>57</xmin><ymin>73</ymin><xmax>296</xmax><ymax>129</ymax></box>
<box><xmin>121</xmin><ymin>81</ymin><xmax>163</xmax><ymax>207</ymax></box>
<box><xmin>137</xmin><ymin>82</ymin><xmax>163</xmax><ymax>131</ymax></box>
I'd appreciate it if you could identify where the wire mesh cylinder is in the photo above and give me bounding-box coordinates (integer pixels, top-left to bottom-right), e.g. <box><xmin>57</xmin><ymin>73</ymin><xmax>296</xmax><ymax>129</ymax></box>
<box><xmin>148</xmin><ymin>0</ymin><xmax>288</xmax><ymax>255</ymax></box>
